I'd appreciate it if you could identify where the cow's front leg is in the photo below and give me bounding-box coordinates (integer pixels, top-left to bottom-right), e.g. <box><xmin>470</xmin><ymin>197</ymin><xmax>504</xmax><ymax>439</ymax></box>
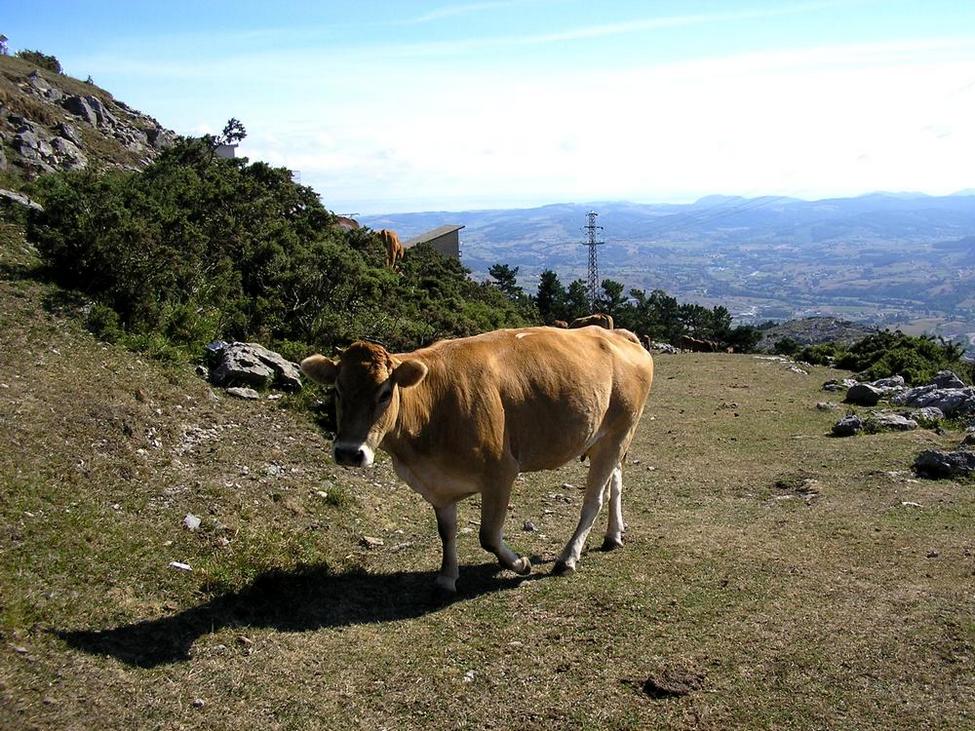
<box><xmin>479</xmin><ymin>479</ymin><xmax>531</xmax><ymax>576</ymax></box>
<box><xmin>434</xmin><ymin>502</ymin><xmax>459</xmax><ymax>593</ymax></box>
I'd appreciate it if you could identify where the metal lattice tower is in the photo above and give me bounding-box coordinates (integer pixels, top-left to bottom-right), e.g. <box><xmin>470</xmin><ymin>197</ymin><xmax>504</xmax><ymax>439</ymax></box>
<box><xmin>581</xmin><ymin>210</ymin><xmax>604</xmax><ymax>309</ymax></box>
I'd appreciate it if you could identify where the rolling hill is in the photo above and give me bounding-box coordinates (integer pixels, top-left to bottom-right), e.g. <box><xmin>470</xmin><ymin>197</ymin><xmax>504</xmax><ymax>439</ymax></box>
<box><xmin>363</xmin><ymin>193</ymin><xmax>975</xmax><ymax>349</ymax></box>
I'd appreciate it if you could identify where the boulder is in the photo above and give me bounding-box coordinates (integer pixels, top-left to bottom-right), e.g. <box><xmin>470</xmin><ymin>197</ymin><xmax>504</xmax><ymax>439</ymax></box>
<box><xmin>209</xmin><ymin>342</ymin><xmax>302</xmax><ymax>391</ymax></box>
<box><xmin>50</xmin><ymin>137</ymin><xmax>88</xmax><ymax>170</ymax></box>
<box><xmin>932</xmin><ymin>370</ymin><xmax>966</xmax><ymax>389</ymax></box>
<box><xmin>914</xmin><ymin>449</ymin><xmax>975</xmax><ymax>479</ymax></box>
<box><xmin>892</xmin><ymin>384</ymin><xmax>975</xmax><ymax>417</ymax></box>
<box><xmin>868</xmin><ymin>412</ymin><xmax>917</xmax><ymax>432</ymax></box>
<box><xmin>911</xmin><ymin>406</ymin><xmax>944</xmax><ymax>426</ymax></box>
<box><xmin>56</xmin><ymin>121</ymin><xmax>83</xmax><ymax>147</ymax></box>
<box><xmin>845</xmin><ymin>383</ymin><xmax>883</xmax><ymax>406</ymax></box>
<box><xmin>62</xmin><ymin>95</ymin><xmax>98</xmax><ymax>126</ymax></box>
<box><xmin>871</xmin><ymin>375</ymin><xmax>906</xmax><ymax>389</ymax></box>
<box><xmin>0</xmin><ymin>188</ymin><xmax>43</xmax><ymax>212</ymax></box>
<box><xmin>832</xmin><ymin>414</ymin><xmax>864</xmax><ymax>437</ymax></box>
<box><xmin>13</xmin><ymin>128</ymin><xmax>53</xmax><ymax>162</ymax></box>
<box><xmin>84</xmin><ymin>94</ymin><xmax>119</xmax><ymax>128</ymax></box>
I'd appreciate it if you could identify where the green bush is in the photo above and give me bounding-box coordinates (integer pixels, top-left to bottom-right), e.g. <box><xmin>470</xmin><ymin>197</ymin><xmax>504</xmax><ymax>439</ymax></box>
<box><xmin>835</xmin><ymin>331</ymin><xmax>969</xmax><ymax>385</ymax></box>
<box><xmin>773</xmin><ymin>337</ymin><xmax>800</xmax><ymax>356</ymax></box>
<box><xmin>27</xmin><ymin>137</ymin><xmax>530</xmax><ymax>360</ymax></box>
<box><xmin>796</xmin><ymin>342</ymin><xmax>845</xmax><ymax>366</ymax></box>
<box><xmin>15</xmin><ymin>50</ymin><xmax>63</xmax><ymax>74</ymax></box>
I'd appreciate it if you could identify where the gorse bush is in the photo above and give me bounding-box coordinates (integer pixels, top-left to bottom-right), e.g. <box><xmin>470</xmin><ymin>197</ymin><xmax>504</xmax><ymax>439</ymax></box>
<box><xmin>834</xmin><ymin>331</ymin><xmax>970</xmax><ymax>385</ymax></box>
<box><xmin>27</xmin><ymin>137</ymin><xmax>531</xmax><ymax>357</ymax></box>
<box><xmin>15</xmin><ymin>50</ymin><xmax>63</xmax><ymax>74</ymax></box>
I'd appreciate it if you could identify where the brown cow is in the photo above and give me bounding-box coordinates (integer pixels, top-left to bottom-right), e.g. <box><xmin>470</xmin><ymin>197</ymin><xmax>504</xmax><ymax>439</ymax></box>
<box><xmin>301</xmin><ymin>326</ymin><xmax>654</xmax><ymax>592</ymax></box>
<box><xmin>569</xmin><ymin>313</ymin><xmax>614</xmax><ymax>330</ymax></box>
<box><xmin>678</xmin><ymin>334</ymin><xmax>720</xmax><ymax>352</ymax></box>
<box><xmin>379</xmin><ymin>229</ymin><xmax>404</xmax><ymax>270</ymax></box>
<box><xmin>332</xmin><ymin>216</ymin><xmax>360</xmax><ymax>232</ymax></box>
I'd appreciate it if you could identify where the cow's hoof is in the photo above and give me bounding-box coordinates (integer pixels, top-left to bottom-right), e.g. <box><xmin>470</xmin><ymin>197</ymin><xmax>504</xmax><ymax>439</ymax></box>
<box><xmin>434</xmin><ymin>574</ymin><xmax>457</xmax><ymax>597</ymax></box>
<box><xmin>553</xmin><ymin>558</ymin><xmax>576</xmax><ymax>576</ymax></box>
<box><xmin>513</xmin><ymin>556</ymin><xmax>532</xmax><ymax>576</ymax></box>
<box><xmin>601</xmin><ymin>536</ymin><xmax>624</xmax><ymax>552</ymax></box>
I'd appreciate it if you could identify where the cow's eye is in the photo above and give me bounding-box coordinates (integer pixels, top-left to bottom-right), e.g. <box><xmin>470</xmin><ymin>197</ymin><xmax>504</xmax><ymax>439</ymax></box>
<box><xmin>378</xmin><ymin>388</ymin><xmax>392</xmax><ymax>404</ymax></box>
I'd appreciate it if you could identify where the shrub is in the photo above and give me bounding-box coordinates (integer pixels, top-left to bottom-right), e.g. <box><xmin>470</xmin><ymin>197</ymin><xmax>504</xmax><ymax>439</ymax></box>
<box><xmin>796</xmin><ymin>342</ymin><xmax>845</xmax><ymax>366</ymax></box>
<box><xmin>835</xmin><ymin>331</ymin><xmax>969</xmax><ymax>385</ymax></box>
<box><xmin>27</xmin><ymin>136</ymin><xmax>529</xmax><ymax>360</ymax></box>
<box><xmin>15</xmin><ymin>50</ymin><xmax>62</xmax><ymax>74</ymax></box>
<box><xmin>773</xmin><ymin>337</ymin><xmax>800</xmax><ymax>356</ymax></box>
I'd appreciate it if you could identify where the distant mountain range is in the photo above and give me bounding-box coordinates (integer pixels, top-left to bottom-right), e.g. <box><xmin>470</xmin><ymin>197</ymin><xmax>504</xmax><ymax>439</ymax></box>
<box><xmin>362</xmin><ymin>192</ymin><xmax>975</xmax><ymax>349</ymax></box>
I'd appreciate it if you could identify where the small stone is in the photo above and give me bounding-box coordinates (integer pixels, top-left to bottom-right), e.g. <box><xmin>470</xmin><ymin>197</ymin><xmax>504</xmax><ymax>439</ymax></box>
<box><xmin>523</xmin><ymin>520</ymin><xmax>537</xmax><ymax>532</ymax></box>
<box><xmin>267</xmin><ymin>393</ymin><xmax>283</xmax><ymax>400</ymax></box>
<box><xmin>832</xmin><ymin>414</ymin><xmax>864</xmax><ymax>437</ymax></box>
<box><xmin>900</xmin><ymin>501</ymin><xmax>922</xmax><ymax>508</ymax></box>
<box><xmin>816</xmin><ymin>401</ymin><xmax>838</xmax><ymax>411</ymax></box>
<box><xmin>192</xmin><ymin>698</ymin><xmax>205</xmax><ymax>708</ymax></box>
<box><xmin>168</xmin><ymin>561</ymin><xmax>192</xmax><ymax>572</ymax></box>
<box><xmin>237</xmin><ymin>636</ymin><xmax>254</xmax><ymax>646</ymax></box>
<box><xmin>182</xmin><ymin>513</ymin><xmax>201</xmax><ymax>531</ymax></box>
<box><xmin>315</xmin><ymin>490</ymin><xmax>329</xmax><ymax>499</ymax></box>
<box><xmin>463</xmin><ymin>670</ymin><xmax>476</xmax><ymax>683</ymax></box>
<box><xmin>226</xmin><ymin>387</ymin><xmax>260</xmax><ymax>400</ymax></box>
<box><xmin>360</xmin><ymin>536</ymin><xmax>384</xmax><ymax>549</ymax></box>
<box><xmin>926</xmin><ymin>549</ymin><xmax>940</xmax><ymax>558</ymax></box>
<box><xmin>561</xmin><ymin>483</ymin><xmax>577</xmax><ymax>491</ymax></box>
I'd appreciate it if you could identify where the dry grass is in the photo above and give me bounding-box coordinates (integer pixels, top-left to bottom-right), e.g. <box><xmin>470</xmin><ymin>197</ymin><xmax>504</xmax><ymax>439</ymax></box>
<box><xmin>0</xmin><ymin>242</ymin><xmax>973</xmax><ymax>728</ymax></box>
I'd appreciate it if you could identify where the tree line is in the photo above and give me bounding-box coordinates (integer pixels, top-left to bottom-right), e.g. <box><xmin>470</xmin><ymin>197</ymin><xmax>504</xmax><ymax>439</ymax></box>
<box><xmin>488</xmin><ymin>264</ymin><xmax>762</xmax><ymax>351</ymax></box>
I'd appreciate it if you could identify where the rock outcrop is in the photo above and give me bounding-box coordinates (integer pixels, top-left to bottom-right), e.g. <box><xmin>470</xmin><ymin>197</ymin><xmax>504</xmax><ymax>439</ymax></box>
<box><xmin>891</xmin><ymin>372</ymin><xmax>975</xmax><ymax>417</ymax></box>
<box><xmin>0</xmin><ymin>56</ymin><xmax>176</xmax><ymax>179</ymax></box>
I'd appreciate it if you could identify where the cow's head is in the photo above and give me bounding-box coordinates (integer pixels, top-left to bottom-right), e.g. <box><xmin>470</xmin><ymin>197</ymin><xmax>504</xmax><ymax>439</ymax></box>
<box><xmin>300</xmin><ymin>341</ymin><xmax>427</xmax><ymax>467</ymax></box>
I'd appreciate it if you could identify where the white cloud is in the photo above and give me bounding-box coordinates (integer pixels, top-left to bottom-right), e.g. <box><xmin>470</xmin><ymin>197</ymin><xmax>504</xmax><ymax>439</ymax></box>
<box><xmin>241</xmin><ymin>37</ymin><xmax>974</xmax><ymax>212</ymax></box>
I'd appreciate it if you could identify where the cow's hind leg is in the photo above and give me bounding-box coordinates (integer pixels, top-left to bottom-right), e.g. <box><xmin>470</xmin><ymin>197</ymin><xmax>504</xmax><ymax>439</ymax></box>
<box><xmin>434</xmin><ymin>502</ymin><xmax>459</xmax><ymax>593</ymax></box>
<box><xmin>555</xmin><ymin>446</ymin><xmax>622</xmax><ymax>575</ymax></box>
<box><xmin>479</xmin><ymin>474</ymin><xmax>531</xmax><ymax>576</ymax></box>
<box><xmin>601</xmin><ymin>465</ymin><xmax>625</xmax><ymax>551</ymax></box>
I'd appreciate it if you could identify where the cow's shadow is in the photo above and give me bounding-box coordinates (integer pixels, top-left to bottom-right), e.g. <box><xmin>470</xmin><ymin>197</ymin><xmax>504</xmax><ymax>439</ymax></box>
<box><xmin>57</xmin><ymin>562</ymin><xmax>537</xmax><ymax>668</ymax></box>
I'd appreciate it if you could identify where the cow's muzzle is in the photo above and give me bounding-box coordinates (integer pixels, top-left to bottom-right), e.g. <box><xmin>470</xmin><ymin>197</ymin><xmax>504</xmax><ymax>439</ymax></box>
<box><xmin>333</xmin><ymin>442</ymin><xmax>373</xmax><ymax>468</ymax></box>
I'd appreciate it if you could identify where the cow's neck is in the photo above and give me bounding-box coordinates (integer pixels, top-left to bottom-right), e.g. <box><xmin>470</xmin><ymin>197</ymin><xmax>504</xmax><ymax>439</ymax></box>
<box><xmin>380</xmin><ymin>364</ymin><xmax>435</xmax><ymax>458</ymax></box>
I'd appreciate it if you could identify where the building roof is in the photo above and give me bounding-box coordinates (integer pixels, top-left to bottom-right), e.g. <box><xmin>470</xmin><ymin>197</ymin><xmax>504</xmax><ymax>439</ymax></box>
<box><xmin>404</xmin><ymin>224</ymin><xmax>465</xmax><ymax>248</ymax></box>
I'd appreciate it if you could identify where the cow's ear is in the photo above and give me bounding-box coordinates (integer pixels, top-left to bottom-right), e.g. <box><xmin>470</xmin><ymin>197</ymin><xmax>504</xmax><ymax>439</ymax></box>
<box><xmin>392</xmin><ymin>360</ymin><xmax>428</xmax><ymax>389</ymax></box>
<box><xmin>300</xmin><ymin>354</ymin><xmax>338</xmax><ymax>385</ymax></box>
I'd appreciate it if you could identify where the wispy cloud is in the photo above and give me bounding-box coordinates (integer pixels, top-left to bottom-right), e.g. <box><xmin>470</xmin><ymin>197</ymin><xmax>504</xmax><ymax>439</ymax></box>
<box><xmin>404</xmin><ymin>0</ymin><xmax>542</xmax><ymax>25</ymax></box>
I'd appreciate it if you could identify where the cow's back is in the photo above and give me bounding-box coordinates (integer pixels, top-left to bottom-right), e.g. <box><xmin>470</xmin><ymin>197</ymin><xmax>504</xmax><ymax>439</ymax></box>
<box><xmin>398</xmin><ymin>326</ymin><xmax>653</xmax><ymax>474</ymax></box>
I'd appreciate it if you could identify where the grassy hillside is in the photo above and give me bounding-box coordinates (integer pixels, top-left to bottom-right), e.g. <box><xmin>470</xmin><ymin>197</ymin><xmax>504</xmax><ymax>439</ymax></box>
<box><xmin>1</xmin><ymin>234</ymin><xmax>973</xmax><ymax>729</ymax></box>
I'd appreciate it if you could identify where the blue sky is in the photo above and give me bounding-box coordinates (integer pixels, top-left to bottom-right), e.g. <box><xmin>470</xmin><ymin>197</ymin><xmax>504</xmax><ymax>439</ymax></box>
<box><xmin>4</xmin><ymin>0</ymin><xmax>974</xmax><ymax>213</ymax></box>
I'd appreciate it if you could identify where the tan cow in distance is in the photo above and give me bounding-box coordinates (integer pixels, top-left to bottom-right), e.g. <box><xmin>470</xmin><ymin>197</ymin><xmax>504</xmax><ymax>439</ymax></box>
<box><xmin>551</xmin><ymin>320</ymin><xmax>569</xmax><ymax>328</ymax></box>
<box><xmin>332</xmin><ymin>216</ymin><xmax>360</xmax><ymax>232</ymax></box>
<box><xmin>570</xmin><ymin>313</ymin><xmax>614</xmax><ymax>330</ymax></box>
<box><xmin>379</xmin><ymin>229</ymin><xmax>404</xmax><ymax>270</ymax></box>
<box><xmin>301</xmin><ymin>326</ymin><xmax>654</xmax><ymax>593</ymax></box>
